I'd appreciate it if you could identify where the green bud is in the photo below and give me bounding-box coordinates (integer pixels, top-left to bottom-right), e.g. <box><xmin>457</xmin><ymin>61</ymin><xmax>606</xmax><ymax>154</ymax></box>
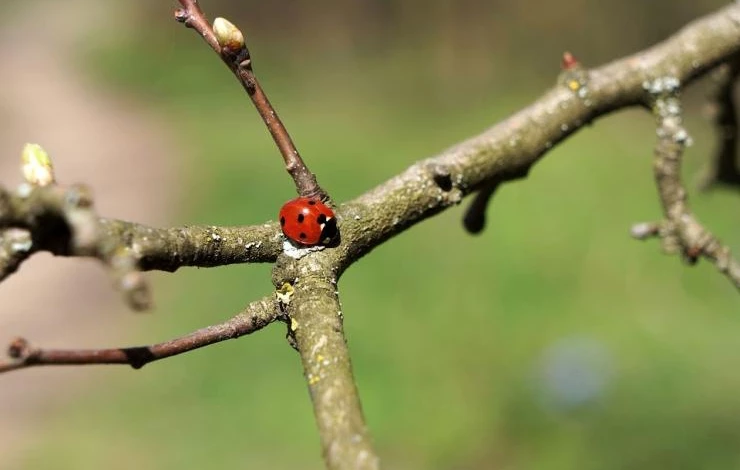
<box><xmin>212</xmin><ymin>17</ymin><xmax>245</xmax><ymax>52</ymax></box>
<box><xmin>21</xmin><ymin>143</ymin><xmax>55</xmax><ymax>186</ymax></box>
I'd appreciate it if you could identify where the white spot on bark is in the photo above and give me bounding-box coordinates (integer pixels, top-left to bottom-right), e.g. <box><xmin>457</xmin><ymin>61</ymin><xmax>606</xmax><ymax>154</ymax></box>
<box><xmin>311</xmin><ymin>335</ymin><xmax>328</xmax><ymax>358</ymax></box>
<box><xmin>282</xmin><ymin>240</ymin><xmax>324</xmax><ymax>259</ymax></box>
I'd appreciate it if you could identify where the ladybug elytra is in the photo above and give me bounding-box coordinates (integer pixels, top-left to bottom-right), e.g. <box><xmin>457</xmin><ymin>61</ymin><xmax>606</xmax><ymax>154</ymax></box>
<box><xmin>279</xmin><ymin>197</ymin><xmax>337</xmax><ymax>246</ymax></box>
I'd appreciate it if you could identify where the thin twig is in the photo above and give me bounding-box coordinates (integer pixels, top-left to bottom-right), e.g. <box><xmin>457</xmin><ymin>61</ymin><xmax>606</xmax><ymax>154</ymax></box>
<box><xmin>632</xmin><ymin>79</ymin><xmax>740</xmax><ymax>290</ymax></box>
<box><xmin>174</xmin><ymin>1</ymin><xmax>325</xmax><ymax>200</ymax></box>
<box><xmin>0</xmin><ymin>296</ymin><xmax>278</xmax><ymax>373</ymax></box>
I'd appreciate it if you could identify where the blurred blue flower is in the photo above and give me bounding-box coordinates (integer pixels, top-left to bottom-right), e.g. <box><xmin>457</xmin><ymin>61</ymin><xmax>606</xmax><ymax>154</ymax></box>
<box><xmin>537</xmin><ymin>336</ymin><xmax>613</xmax><ymax>412</ymax></box>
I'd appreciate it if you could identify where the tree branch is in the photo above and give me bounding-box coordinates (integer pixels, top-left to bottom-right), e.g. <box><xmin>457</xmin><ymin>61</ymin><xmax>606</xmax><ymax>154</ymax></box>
<box><xmin>5</xmin><ymin>3</ymin><xmax>740</xmax><ymax>469</ymax></box>
<box><xmin>329</xmin><ymin>3</ymin><xmax>740</xmax><ymax>275</ymax></box>
<box><xmin>0</xmin><ymin>296</ymin><xmax>278</xmax><ymax>373</ymax></box>
<box><xmin>273</xmin><ymin>256</ymin><xmax>379</xmax><ymax>470</ymax></box>
<box><xmin>462</xmin><ymin>167</ymin><xmax>530</xmax><ymax>234</ymax></box>
<box><xmin>100</xmin><ymin>218</ymin><xmax>282</xmax><ymax>271</ymax></box>
<box><xmin>0</xmin><ymin>182</ymin><xmax>153</xmax><ymax>309</ymax></box>
<box><xmin>0</xmin><ymin>182</ymin><xmax>283</xmax><ymax>309</ymax></box>
<box><xmin>462</xmin><ymin>52</ymin><xmax>587</xmax><ymax>233</ymax></box>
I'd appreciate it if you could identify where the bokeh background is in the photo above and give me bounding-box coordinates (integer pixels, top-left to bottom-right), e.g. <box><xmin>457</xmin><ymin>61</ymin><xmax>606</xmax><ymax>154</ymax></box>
<box><xmin>1</xmin><ymin>0</ymin><xmax>738</xmax><ymax>469</ymax></box>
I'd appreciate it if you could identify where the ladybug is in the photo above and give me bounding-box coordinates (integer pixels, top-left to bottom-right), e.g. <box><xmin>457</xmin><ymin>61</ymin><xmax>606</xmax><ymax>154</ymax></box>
<box><xmin>279</xmin><ymin>197</ymin><xmax>338</xmax><ymax>246</ymax></box>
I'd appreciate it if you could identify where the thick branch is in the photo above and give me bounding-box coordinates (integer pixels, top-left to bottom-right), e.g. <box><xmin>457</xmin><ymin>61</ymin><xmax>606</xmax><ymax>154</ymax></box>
<box><xmin>462</xmin><ymin>53</ymin><xmax>588</xmax><ymax>233</ymax></box>
<box><xmin>329</xmin><ymin>3</ymin><xmax>740</xmax><ymax>274</ymax></box>
<box><xmin>100</xmin><ymin>219</ymin><xmax>282</xmax><ymax>272</ymax></box>
<box><xmin>273</xmin><ymin>256</ymin><xmax>379</xmax><ymax>470</ymax></box>
<box><xmin>0</xmin><ymin>183</ymin><xmax>283</xmax><ymax>308</ymax></box>
<box><xmin>0</xmin><ymin>296</ymin><xmax>278</xmax><ymax>373</ymax></box>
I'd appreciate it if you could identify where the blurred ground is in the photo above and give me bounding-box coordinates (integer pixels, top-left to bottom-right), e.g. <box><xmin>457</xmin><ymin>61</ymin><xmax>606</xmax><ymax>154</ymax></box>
<box><xmin>0</xmin><ymin>1</ymin><xmax>176</xmax><ymax>467</ymax></box>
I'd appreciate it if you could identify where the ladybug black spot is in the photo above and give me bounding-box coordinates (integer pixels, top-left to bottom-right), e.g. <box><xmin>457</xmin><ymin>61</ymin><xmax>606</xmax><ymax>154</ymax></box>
<box><xmin>280</xmin><ymin>216</ymin><xmax>286</xmax><ymax>226</ymax></box>
<box><xmin>297</xmin><ymin>213</ymin><xmax>305</xmax><ymax>223</ymax></box>
<box><xmin>299</xmin><ymin>232</ymin><xmax>307</xmax><ymax>239</ymax></box>
<box><xmin>308</xmin><ymin>200</ymin><xmax>316</xmax><ymax>205</ymax></box>
<box><xmin>317</xmin><ymin>214</ymin><xmax>327</xmax><ymax>225</ymax></box>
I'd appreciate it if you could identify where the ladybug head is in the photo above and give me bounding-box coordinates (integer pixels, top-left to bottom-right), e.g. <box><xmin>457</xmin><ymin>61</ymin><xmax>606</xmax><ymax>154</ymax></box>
<box><xmin>318</xmin><ymin>213</ymin><xmax>338</xmax><ymax>244</ymax></box>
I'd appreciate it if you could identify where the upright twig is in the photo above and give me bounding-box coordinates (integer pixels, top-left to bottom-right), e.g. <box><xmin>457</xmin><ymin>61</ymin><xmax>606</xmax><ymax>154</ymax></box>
<box><xmin>174</xmin><ymin>1</ymin><xmax>326</xmax><ymax>200</ymax></box>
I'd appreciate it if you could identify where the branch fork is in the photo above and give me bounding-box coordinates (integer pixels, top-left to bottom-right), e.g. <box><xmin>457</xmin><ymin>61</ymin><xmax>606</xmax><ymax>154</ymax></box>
<box><xmin>2</xmin><ymin>4</ymin><xmax>740</xmax><ymax>470</ymax></box>
<box><xmin>630</xmin><ymin>77</ymin><xmax>740</xmax><ymax>290</ymax></box>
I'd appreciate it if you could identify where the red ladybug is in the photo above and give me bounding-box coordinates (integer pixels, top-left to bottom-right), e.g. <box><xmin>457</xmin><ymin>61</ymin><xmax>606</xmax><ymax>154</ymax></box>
<box><xmin>279</xmin><ymin>197</ymin><xmax>338</xmax><ymax>246</ymax></box>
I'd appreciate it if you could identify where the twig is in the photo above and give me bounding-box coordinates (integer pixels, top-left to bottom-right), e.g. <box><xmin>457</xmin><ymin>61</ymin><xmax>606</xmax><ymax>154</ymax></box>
<box><xmin>632</xmin><ymin>78</ymin><xmax>740</xmax><ymax>290</ymax></box>
<box><xmin>699</xmin><ymin>58</ymin><xmax>740</xmax><ymax>191</ymax></box>
<box><xmin>174</xmin><ymin>1</ymin><xmax>325</xmax><ymax>200</ymax></box>
<box><xmin>0</xmin><ymin>296</ymin><xmax>278</xmax><ymax>373</ymax></box>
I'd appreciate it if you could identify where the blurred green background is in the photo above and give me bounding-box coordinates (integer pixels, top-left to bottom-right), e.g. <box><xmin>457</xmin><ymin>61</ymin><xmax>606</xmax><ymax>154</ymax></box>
<box><xmin>16</xmin><ymin>0</ymin><xmax>740</xmax><ymax>469</ymax></box>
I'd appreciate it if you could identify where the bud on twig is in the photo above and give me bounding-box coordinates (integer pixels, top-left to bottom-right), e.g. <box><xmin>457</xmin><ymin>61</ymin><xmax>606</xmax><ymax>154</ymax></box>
<box><xmin>212</xmin><ymin>17</ymin><xmax>245</xmax><ymax>53</ymax></box>
<box><xmin>561</xmin><ymin>51</ymin><xmax>579</xmax><ymax>70</ymax></box>
<box><xmin>21</xmin><ymin>143</ymin><xmax>55</xmax><ymax>186</ymax></box>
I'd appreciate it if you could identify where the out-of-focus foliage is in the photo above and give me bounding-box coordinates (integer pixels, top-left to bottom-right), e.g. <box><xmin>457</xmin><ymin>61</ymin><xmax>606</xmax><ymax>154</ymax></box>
<box><xmin>143</xmin><ymin>0</ymin><xmax>723</xmax><ymax>75</ymax></box>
